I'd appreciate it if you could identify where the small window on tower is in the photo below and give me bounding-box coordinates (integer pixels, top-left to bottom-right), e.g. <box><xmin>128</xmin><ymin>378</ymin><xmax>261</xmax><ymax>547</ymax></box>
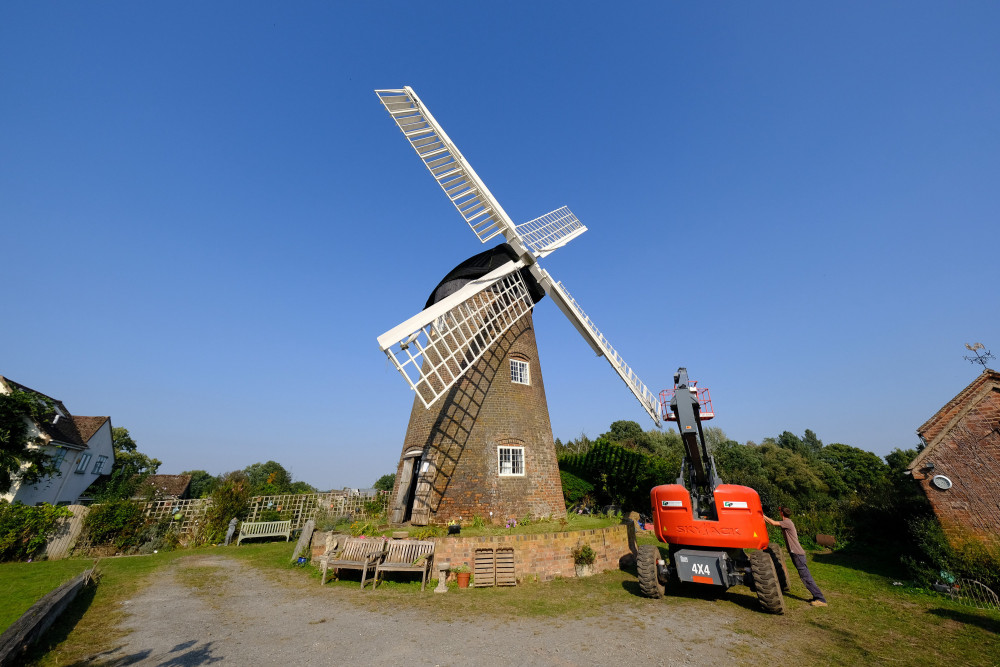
<box><xmin>510</xmin><ymin>359</ymin><xmax>530</xmax><ymax>385</ymax></box>
<box><xmin>498</xmin><ymin>446</ymin><xmax>525</xmax><ymax>476</ymax></box>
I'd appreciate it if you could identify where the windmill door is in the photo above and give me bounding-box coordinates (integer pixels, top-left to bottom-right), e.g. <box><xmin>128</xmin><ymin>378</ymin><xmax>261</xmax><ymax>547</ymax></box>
<box><xmin>391</xmin><ymin>450</ymin><xmax>424</xmax><ymax>524</ymax></box>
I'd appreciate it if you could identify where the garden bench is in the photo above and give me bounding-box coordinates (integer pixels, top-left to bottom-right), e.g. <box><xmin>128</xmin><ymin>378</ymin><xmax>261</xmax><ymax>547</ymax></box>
<box><xmin>320</xmin><ymin>537</ymin><xmax>387</xmax><ymax>588</ymax></box>
<box><xmin>236</xmin><ymin>520</ymin><xmax>292</xmax><ymax>545</ymax></box>
<box><xmin>374</xmin><ymin>539</ymin><xmax>435</xmax><ymax>591</ymax></box>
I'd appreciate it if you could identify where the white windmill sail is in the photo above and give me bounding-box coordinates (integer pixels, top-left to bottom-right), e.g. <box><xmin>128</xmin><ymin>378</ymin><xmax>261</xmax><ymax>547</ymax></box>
<box><xmin>375</xmin><ymin>86</ymin><xmax>661</xmax><ymax>427</ymax></box>
<box><xmin>377</xmin><ymin>261</ymin><xmax>534</xmax><ymax>409</ymax></box>
<box><xmin>536</xmin><ymin>272</ymin><xmax>662</xmax><ymax>425</ymax></box>
<box><xmin>375</xmin><ymin>88</ymin><xmax>587</xmax><ymax>258</ymax></box>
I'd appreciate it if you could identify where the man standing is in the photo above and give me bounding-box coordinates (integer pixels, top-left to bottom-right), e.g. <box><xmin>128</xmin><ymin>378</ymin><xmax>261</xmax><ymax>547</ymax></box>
<box><xmin>763</xmin><ymin>506</ymin><xmax>828</xmax><ymax>607</ymax></box>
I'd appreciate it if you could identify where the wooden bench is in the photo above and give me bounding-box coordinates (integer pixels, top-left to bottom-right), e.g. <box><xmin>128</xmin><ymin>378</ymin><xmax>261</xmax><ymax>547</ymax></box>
<box><xmin>320</xmin><ymin>537</ymin><xmax>387</xmax><ymax>588</ymax></box>
<box><xmin>236</xmin><ymin>520</ymin><xmax>292</xmax><ymax>545</ymax></box>
<box><xmin>374</xmin><ymin>539</ymin><xmax>435</xmax><ymax>591</ymax></box>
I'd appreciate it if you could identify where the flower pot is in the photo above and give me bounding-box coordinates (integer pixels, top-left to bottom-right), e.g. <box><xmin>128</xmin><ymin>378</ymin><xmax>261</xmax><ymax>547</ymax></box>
<box><xmin>575</xmin><ymin>563</ymin><xmax>594</xmax><ymax>577</ymax></box>
<box><xmin>456</xmin><ymin>572</ymin><xmax>471</xmax><ymax>588</ymax></box>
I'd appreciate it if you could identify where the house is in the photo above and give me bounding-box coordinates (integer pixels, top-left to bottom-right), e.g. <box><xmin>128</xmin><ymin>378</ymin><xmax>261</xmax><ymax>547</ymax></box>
<box><xmin>135</xmin><ymin>474</ymin><xmax>192</xmax><ymax>500</ymax></box>
<box><xmin>0</xmin><ymin>375</ymin><xmax>115</xmax><ymax>506</ymax></box>
<box><xmin>909</xmin><ymin>369</ymin><xmax>1000</xmax><ymax>547</ymax></box>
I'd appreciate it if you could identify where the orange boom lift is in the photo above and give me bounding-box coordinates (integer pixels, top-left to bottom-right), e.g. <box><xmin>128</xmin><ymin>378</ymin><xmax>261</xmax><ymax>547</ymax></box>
<box><xmin>636</xmin><ymin>368</ymin><xmax>789</xmax><ymax>613</ymax></box>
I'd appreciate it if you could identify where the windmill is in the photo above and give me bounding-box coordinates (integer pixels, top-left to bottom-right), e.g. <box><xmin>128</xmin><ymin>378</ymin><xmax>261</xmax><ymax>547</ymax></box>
<box><xmin>375</xmin><ymin>87</ymin><xmax>660</xmax><ymax>524</ymax></box>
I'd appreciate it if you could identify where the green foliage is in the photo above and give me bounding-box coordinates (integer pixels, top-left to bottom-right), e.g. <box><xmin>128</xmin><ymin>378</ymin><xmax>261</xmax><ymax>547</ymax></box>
<box><xmin>182</xmin><ymin>470</ymin><xmax>218</xmax><ymax>498</ymax></box>
<box><xmin>0</xmin><ymin>501</ymin><xmax>72</xmax><ymax>561</ymax></box>
<box><xmin>571</xmin><ymin>543</ymin><xmax>596</xmax><ymax>565</ymax></box>
<box><xmin>559</xmin><ymin>438</ymin><xmax>677</xmax><ymax>512</ymax></box>
<box><xmin>559</xmin><ymin>470</ymin><xmax>594</xmax><ymax>506</ymax></box>
<box><xmin>0</xmin><ymin>388</ymin><xmax>59</xmax><ymax>493</ymax></box>
<box><xmin>373</xmin><ymin>473</ymin><xmax>396</xmax><ymax>492</ymax></box>
<box><xmin>90</xmin><ymin>426</ymin><xmax>161</xmax><ymax>500</ymax></box>
<box><xmin>243</xmin><ymin>460</ymin><xmax>293</xmax><ymax>496</ymax></box>
<box><xmin>411</xmin><ymin>525</ymin><xmax>443</xmax><ymax>539</ymax></box>
<box><xmin>203</xmin><ymin>471</ymin><xmax>251</xmax><ymax>542</ymax></box>
<box><xmin>259</xmin><ymin>508</ymin><xmax>281</xmax><ymax>522</ymax></box>
<box><xmin>83</xmin><ymin>498</ymin><xmax>149</xmax><ymax>550</ymax></box>
<box><xmin>349</xmin><ymin>519</ymin><xmax>380</xmax><ymax>536</ymax></box>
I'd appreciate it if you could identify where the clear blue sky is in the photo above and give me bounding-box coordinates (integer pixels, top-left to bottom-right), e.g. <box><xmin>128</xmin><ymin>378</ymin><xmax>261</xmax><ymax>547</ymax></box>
<box><xmin>3</xmin><ymin>3</ymin><xmax>997</xmax><ymax>490</ymax></box>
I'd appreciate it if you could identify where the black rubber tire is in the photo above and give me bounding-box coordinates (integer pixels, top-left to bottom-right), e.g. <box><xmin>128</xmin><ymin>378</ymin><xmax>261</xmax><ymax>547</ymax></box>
<box><xmin>749</xmin><ymin>548</ymin><xmax>785</xmax><ymax>614</ymax></box>
<box><xmin>637</xmin><ymin>544</ymin><xmax>666</xmax><ymax>599</ymax></box>
<box><xmin>767</xmin><ymin>542</ymin><xmax>792</xmax><ymax>593</ymax></box>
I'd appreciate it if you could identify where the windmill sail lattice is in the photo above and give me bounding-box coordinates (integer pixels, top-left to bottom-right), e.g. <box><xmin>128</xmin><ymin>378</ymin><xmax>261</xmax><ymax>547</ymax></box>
<box><xmin>377</xmin><ymin>261</ymin><xmax>533</xmax><ymax>409</ymax></box>
<box><xmin>376</xmin><ymin>86</ymin><xmax>661</xmax><ymax>427</ymax></box>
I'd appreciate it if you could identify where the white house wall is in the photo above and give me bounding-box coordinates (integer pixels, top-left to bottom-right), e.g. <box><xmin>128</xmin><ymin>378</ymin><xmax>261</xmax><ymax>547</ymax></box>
<box><xmin>2</xmin><ymin>421</ymin><xmax>114</xmax><ymax>506</ymax></box>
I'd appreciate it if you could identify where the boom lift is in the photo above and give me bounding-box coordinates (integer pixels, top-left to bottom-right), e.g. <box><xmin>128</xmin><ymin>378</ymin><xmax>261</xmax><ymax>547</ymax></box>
<box><xmin>636</xmin><ymin>368</ymin><xmax>790</xmax><ymax>613</ymax></box>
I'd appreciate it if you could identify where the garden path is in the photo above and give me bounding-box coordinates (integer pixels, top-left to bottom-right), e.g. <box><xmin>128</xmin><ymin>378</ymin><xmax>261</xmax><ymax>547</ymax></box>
<box><xmin>91</xmin><ymin>555</ymin><xmax>765</xmax><ymax>666</ymax></box>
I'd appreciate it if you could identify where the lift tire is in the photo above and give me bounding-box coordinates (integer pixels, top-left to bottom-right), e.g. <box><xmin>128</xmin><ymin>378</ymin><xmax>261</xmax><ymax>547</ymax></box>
<box><xmin>749</xmin><ymin>548</ymin><xmax>785</xmax><ymax>614</ymax></box>
<box><xmin>637</xmin><ymin>545</ymin><xmax>666</xmax><ymax>599</ymax></box>
<box><xmin>767</xmin><ymin>542</ymin><xmax>792</xmax><ymax>593</ymax></box>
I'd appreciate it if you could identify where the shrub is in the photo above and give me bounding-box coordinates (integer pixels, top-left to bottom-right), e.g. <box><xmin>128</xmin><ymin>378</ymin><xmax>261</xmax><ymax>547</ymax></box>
<box><xmin>572</xmin><ymin>543</ymin><xmax>596</xmax><ymax>565</ymax></box>
<box><xmin>559</xmin><ymin>470</ymin><xmax>594</xmax><ymax>507</ymax></box>
<box><xmin>83</xmin><ymin>499</ymin><xmax>149</xmax><ymax>551</ymax></box>
<box><xmin>259</xmin><ymin>508</ymin><xmax>281</xmax><ymax>522</ymax></box>
<box><xmin>204</xmin><ymin>472</ymin><xmax>251</xmax><ymax>543</ymax></box>
<box><xmin>0</xmin><ymin>501</ymin><xmax>73</xmax><ymax>561</ymax></box>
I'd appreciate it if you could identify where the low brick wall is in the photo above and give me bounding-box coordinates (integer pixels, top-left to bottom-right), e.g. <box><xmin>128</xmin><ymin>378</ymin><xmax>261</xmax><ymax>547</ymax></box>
<box><xmin>433</xmin><ymin>524</ymin><xmax>629</xmax><ymax>582</ymax></box>
<box><xmin>311</xmin><ymin>525</ymin><xmax>630</xmax><ymax>583</ymax></box>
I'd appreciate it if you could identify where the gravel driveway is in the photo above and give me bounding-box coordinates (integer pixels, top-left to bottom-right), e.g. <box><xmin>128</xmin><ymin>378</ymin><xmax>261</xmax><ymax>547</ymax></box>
<box><xmin>87</xmin><ymin>555</ymin><xmax>768</xmax><ymax>666</ymax></box>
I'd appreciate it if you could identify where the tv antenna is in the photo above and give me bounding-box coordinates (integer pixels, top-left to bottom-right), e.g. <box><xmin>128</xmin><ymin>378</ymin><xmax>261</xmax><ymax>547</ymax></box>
<box><xmin>963</xmin><ymin>342</ymin><xmax>995</xmax><ymax>369</ymax></box>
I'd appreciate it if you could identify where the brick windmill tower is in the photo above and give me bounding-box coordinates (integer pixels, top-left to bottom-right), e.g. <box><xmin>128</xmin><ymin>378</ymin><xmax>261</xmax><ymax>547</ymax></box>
<box><xmin>375</xmin><ymin>87</ymin><xmax>661</xmax><ymax>525</ymax></box>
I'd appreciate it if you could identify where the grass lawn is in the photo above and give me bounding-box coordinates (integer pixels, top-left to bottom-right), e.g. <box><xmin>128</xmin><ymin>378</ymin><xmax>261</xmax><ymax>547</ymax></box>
<box><xmin>11</xmin><ymin>537</ymin><xmax>1000</xmax><ymax>666</ymax></box>
<box><xmin>0</xmin><ymin>559</ymin><xmax>95</xmax><ymax>632</ymax></box>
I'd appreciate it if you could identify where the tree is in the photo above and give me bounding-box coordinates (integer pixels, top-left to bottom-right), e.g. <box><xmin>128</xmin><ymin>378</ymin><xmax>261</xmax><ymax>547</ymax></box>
<box><xmin>92</xmin><ymin>427</ymin><xmax>161</xmax><ymax>500</ymax></box>
<box><xmin>181</xmin><ymin>470</ymin><xmax>218</xmax><ymax>498</ymax></box>
<box><xmin>373</xmin><ymin>474</ymin><xmax>396</xmax><ymax>492</ymax></box>
<box><xmin>243</xmin><ymin>461</ymin><xmax>293</xmax><ymax>496</ymax></box>
<box><xmin>601</xmin><ymin>420</ymin><xmax>646</xmax><ymax>447</ymax></box>
<box><xmin>0</xmin><ymin>388</ymin><xmax>58</xmax><ymax>494</ymax></box>
<box><xmin>817</xmin><ymin>443</ymin><xmax>891</xmax><ymax>497</ymax></box>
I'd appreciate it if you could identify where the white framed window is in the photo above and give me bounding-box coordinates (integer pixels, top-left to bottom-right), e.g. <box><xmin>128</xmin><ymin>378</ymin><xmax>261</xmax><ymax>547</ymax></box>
<box><xmin>92</xmin><ymin>455</ymin><xmax>109</xmax><ymax>475</ymax></box>
<box><xmin>75</xmin><ymin>453</ymin><xmax>92</xmax><ymax>474</ymax></box>
<box><xmin>51</xmin><ymin>449</ymin><xmax>67</xmax><ymax>470</ymax></box>
<box><xmin>498</xmin><ymin>446</ymin><xmax>525</xmax><ymax>476</ymax></box>
<box><xmin>510</xmin><ymin>359</ymin><xmax>530</xmax><ymax>385</ymax></box>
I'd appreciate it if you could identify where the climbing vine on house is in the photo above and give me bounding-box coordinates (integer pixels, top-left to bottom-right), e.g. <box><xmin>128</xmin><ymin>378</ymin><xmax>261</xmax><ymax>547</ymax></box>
<box><xmin>0</xmin><ymin>387</ymin><xmax>59</xmax><ymax>494</ymax></box>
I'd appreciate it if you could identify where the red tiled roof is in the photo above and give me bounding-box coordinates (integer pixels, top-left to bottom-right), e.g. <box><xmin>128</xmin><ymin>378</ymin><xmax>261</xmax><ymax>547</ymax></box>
<box><xmin>73</xmin><ymin>416</ymin><xmax>110</xmax><ymax>443</ymax></box>
<box><xmin>137</xmin><ymin>474</ymin><xmax>192</xmax><ymax>499</ymax></box>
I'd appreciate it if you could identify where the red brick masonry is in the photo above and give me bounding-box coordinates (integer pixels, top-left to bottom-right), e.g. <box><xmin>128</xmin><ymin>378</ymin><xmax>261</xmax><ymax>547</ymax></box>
<box><xmin>312</xmin><ymin>524</ymin><xmax>630</xmax><ymax>583</ymax></box>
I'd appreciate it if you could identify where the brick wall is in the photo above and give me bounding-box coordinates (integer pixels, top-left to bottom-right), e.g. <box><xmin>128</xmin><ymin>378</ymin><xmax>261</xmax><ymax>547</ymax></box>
<box><xmin>917</xmin><ymin>384</ymin><xmax>1000</xmax><ymax>547</ymax></box>
<box><xmin>388</xmin><ymin>312</ymin><xmax>566</xmax><ymax>525</ymax></box>
<box><xmin>311</xmin><ymin>524</ymin><xmax>631</xmax><ymax>583</ymax></box>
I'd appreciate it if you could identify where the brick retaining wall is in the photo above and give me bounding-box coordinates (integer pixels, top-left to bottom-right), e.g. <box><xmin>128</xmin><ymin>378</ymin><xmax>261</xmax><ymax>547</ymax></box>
<box><xmin>312</xmin><ymin>524</ymin><xmax>630</xmax><ymax>583</ymax></box>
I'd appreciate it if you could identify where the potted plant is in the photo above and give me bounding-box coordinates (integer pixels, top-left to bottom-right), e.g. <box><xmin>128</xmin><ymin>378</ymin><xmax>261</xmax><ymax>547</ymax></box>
<box><xmin>453</xmin><ymin>564</ymin><xmax>471</xmax><ymax>588</ymax></box>
<box><xmin>572</xmin><ymin>544</ymin><xmax>597</xmax><ymax>577</ymax></box>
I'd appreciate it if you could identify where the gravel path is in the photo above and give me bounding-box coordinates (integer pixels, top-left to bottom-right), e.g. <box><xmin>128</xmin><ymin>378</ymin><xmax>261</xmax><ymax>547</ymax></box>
<box><xmin>89</xmin><ymin>555</ymin><xmax>768</xmax><ymax>666</ymax></box>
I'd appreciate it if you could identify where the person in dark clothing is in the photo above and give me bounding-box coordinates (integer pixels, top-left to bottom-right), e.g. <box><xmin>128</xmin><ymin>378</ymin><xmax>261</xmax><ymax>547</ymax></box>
<box><xmin>763</xmin><ymin>506</ymin><xmax>828</xmax><ymax>606</ymax></box>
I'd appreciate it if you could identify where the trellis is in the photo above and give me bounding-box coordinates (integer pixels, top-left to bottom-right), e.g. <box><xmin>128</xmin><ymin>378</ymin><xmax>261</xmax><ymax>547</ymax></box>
<box><xmin>139</xmin><ymin>492</ymin><xmax>390</xmax><ymax>537</ymax></box>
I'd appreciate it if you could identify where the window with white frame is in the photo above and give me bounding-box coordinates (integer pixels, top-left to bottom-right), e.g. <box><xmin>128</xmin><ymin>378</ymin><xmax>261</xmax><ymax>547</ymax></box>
<box><xmin>498</xmin><ymin>446</ymin><xmax>525</xmax><ymax>476</ymax></box>
<box><xmin>51</xmin><ymin>449</ymin><xmax>67</xmax><ymax>470</ymax></box>
<box><xmin>92</xmin><ymin>455</ymin><xmax>109</xmax><ymax>475</ymax></box>
<box><xmin>510</xmin><ymin>359</ymin><xmax>530</xmax><ymax>385</ymax></box>
<box><xmin>75</xmin><ymin>453</ymin><xmax>92</xmax><ymax>474</ymax></box>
